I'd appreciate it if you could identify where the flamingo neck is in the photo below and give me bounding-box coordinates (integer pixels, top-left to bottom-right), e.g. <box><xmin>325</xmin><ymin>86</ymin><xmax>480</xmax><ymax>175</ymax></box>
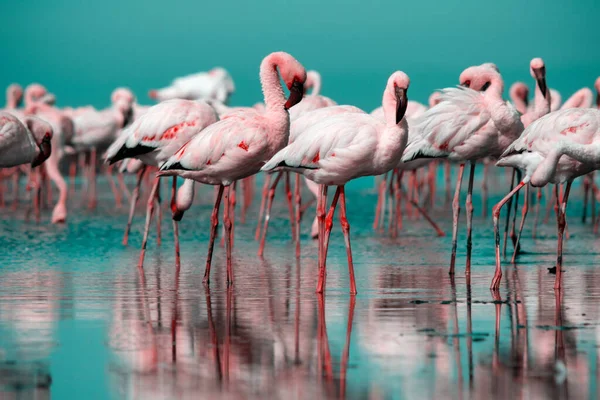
<box><xmin>381</xmin><ymin>86</ymin><xmax>398</xmax><ymax>127</ymax></box>
<box><xmin>259</xmin><ymin>55</ymin><xmax>287</xmax><ymax>113</ymax></box>
<box><xmin>526</xmin><ymin>81</ymin><xmax>550</xmax><ymax>125</ymax></box>
<box><xmin>311</xmin><ymin>75</ymin><xmax>321</xmax><ymax>96</ymax></box>
<box><xmin>6</xmin><ymin>94</ymin><xmax>19</xmax><ymax>109</ymax></box>
<box><xmin>509</xmin><ymin>87</ymin><xmax>528</xmax><ymax>115</ymax></box>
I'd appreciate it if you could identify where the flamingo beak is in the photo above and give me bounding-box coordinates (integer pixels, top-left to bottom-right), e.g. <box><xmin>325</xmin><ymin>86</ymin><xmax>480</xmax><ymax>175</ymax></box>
<box><xmin>284</xmin><ymin>81</ymin><xmax>304</xmax><ymax>110</ymax></box>
<box><xmin>532</xmin><ymin>66</ymin><xmax>548</xmax><ymax>99</ymax></box>
<box><xmin>31</xmin><ymin>138</ymin><xmax>52</xmax><ymax>168</ymax></box>
<box><xmin>395</xmin><ymin>87</ymin><xmax>408</xmax><ymax>124</ymax></box>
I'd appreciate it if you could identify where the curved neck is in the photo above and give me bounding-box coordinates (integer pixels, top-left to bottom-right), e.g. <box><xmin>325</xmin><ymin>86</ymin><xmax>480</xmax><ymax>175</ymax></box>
<box><xmin>509</xmin><ymin>88</ymin><xmax>528</xmax><ymax>115</ymax></box>
<box><xmin>311</xmin><ymin>76</ymin><xmax>321</xmax><ymax>96</ymax></box>
<box><xmin>485</xmin><ymin>75</ymin><xmax>505</xmax><ymax>102</ymax></box>
<box><xmin>259</xmin><ymin>56</ymin><xmax>286</xmax><ymax>113</ymax></box>
<box><xmin>381</xmin><ymin>88</ymin><xmax>398</xmax><ymax>127</ymax></box>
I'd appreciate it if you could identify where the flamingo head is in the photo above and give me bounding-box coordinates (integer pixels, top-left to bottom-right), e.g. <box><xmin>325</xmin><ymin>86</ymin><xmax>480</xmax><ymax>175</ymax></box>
<box><xmin>304</xmin><ymin>70</ymin><xmax>322</xmax><ymax>95</ymax></box>
<box><xmin>6</xmin><ymin>84</ymin><xmax>23</xmax><ymax>108</ymax></box>
<box><xmin>428</xmin><ymin>92</ymin><xmax>442</xmax><ymax>108</ymax></box>
<box><xmin>510</xmin><ymin>82</ymin><xmax>529</xmax><ymax>109</ymax></box>
<box><xmin>386</xmin><ymin>71</ymin><xmax>410</xmax><ymax>124</ymax></box>
<box><xmin>266</xmin><ymin>52</ymin><xmax>307</xmax><ymax>110</ymax></box>
<box><xmin>25</xmin><ymin>117</ymin><xmax>54</xmax><ymax>167</ymax></box>
<box><xmin>24</xmin><ymin>84</ymin><xmax>52</xmax><ymax>111</ymax></box>
<box><xmin>530</xmin><ymin>58</ymin><xmax>548</xmax><ymax>99</ymax></box>
<box><xmin>459</xmin><ymin>63</ymin><xmax>500</xmax><ymax>91</ymax></box>
<box><xmin>111</xmin><ymin>87</ymin><xmax>135</xmax><ymax>127</ymax></box>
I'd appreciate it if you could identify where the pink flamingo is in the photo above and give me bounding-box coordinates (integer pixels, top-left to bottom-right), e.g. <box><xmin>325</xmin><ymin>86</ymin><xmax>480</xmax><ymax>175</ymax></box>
<box><xmin>24</xmin><ymin>84</ymin><xmax>74</xmax><ymax>223</ymax></box>
<box><xmin>4</xmin><ymin>84</ymin><xmax>23</xmax><ymax>111</ymax></box>
<box><xmin>561</xmin><ymin>88</ymin><xmax>593</xmax><ymax>109</ymax></box>
<box><xmin>262</xmin><ymin>71</ymin><xmax>411</xmax><ymax>294</ymax></box>
<box><xmin>492</xmin><ymin>107</ymin><xmax>600</xmax><ymax>290</ymax></box>
<box><xmin>149</xmin><ymin>67</ymin><xmax>235</xmax><ymax>104</ymax></box>
<box><xmin>106</xmin><ymin>99</ymin><xmax>218</xmax><ymax>268</ymax></box>
<box><xmin>72</xmin><ymin>88</ymin><xmax>134</xmax><ymax>209</ymax></box>
<box><xmin>256</xmin><ymin>69</ymin><xmax>338</xmax><ymax>257</ymax></box>
<box><xmin>159</xmin><ymin>51</ymin><xmax>307</xmax><ymax>286</ymax></box>
<box><xmin>402</xmin><ymin>63</ymin><xmax>523</xmax><ymax>277</ymax></box>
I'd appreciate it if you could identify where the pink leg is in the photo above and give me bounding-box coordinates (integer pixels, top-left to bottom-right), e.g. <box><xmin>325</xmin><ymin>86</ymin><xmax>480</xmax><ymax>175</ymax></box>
<box><xmin>445</xmin><ymin>162</ymin><xmax>452</xmax><ymax>206</ymax></box>
<box><xmin>257</xmin><ymin>172</ymin><xmax>283</xmax><ymax>257</ymax></box>
<box><xmin>400</xmin><ymin>181</ymin><xmax>445</xmax><ymax>236</ymax></box>
<box><xmin>449</xmin><ymin>164</ymin><xmax>465</xmax><ymax>275</ymax></box>
<box><xmin>223</xmin><ymin>186</ymin><xmax>234</xmax><ymax>286</ymax></box>
<box><xmin>502</xmin><ymin>169</ymin><xmax>517</xmax><ymax>258</ymax></box>
<box><xmin>373</xmin><ymin>174</ymin><xmax>387</xmax><ymax>230</ymax></box>
<box><xmin>284</xmin><ymin>172</ymin><xmax>296</xmax><ymax>242</ymax></box>
<box><xmin>156</xmin><ymin>179</ymin><xmax>162</xmax><ymax>247</ymax></box>
<box><xmin>378</xmin><ymin>173</ymin><xmax>389</xmax><ymax>231</ymax></box>
<box><xmin>555</xmin><ymin>182</ymin><xmax>572</xmax><ymax>290</ymax></box>
<box><xmin>69</xmin><ymin>160</ymin><xmax>76</xmax><ymax>197</ymax></box>
<box><xmin>240</xmin><ymin>177</ymin><xmax>248</xmax><ymax>224</ymax></box>
<box><xmin>106</xmin><ymin>164</ymin><xmax>122</xmax><ymax>208</ymax></box>
<box><xmin>316</xmin><ymin>185</ymin><xmax>328</xmax><ymax>291</ymax></box>
<box><xmin>582</xmin><ymin>174</ymin><xmax>590</xmax><ymax>223</ymax></box>
<box><xmin>317</xmin><ymin>186</ymin><xmax>340</xmax><ymax>294</ymax></box>
<box><xmin>533</xmin><ymin>188</ymin><xmax>542</xmax><ymax>238</ymax></box>
<box><xmin>491</xmin><ymin>181</ymin><xmax>526</xmax><ymax>289</ymax></box>
<box><xmin>465</xmin><ymin>162</ymin><xmax>476</xmax><ymax>275</ymax></box>
<box><xmin>481</xmin><ymin>162</ymin><xmax>489</xmax><ymax>218</ymax></box>
<box><xmin>294</xmin><ymin>173</ymin><xmax>301</xmax><ymax>258</ymax></box>
<box><xmin>203</xmin><ymin>185</ymin><xmax>225</xmax><ymax>285</ymax></box>
<box><xmin>170</xmin><ymin>176</ymin><xmax>181</xmax><ymax>269</ymax></box>
<box><xmin>509</xmin><ymin>171</ymin><xmax>522</xmax><ymax>252</ymax></box>
<box><xmin>393</xmin><ymin>170</ymin><xmax>404</xmax><ymax>237</ymax></box>
<box><xmin>255</xmin><ymin>174</ymin><xmax>271</xmax><ymax>240</ymax></box>
<box><xmin>229</xmin><ymin>181</ymin><xmax>237</xmax><ymax>249</ymax></box>
<box><xmin>123</xmin><ymin>166</ymin><xmax>146</xmax><ymax>246</ymax></box>
<box><xmin>428</xmin><ymin>162</ymin><xmax>436</xmax><ymax>209</ymax></box>
<box><xmin>137</xmin><ymin>176</ymin><xmax>160</xmax><ymax>269</ymax></box>
<box><xmin>388</xmin><ymin>170</ymin><xmax>397</xmax><ymax>236</ymax></box>
<box><xmin>339</xmin><ymin>186</ymin><xmax>357</xmax><ymax>295</ymax></box>
<box><xmin>511</xmin><ymin>184</ymin><xmax>530</xmax><ymax>263</ymax></box>
<box><xmin>88</xmin><ymin>148</ymin><xmax>97</xmax><ymax>210</ymax></box>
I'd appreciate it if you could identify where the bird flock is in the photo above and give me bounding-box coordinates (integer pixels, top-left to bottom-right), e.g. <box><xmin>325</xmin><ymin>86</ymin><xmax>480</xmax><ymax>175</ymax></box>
<box><xmin>2</xmin><ymin>51</ymin><xmax>600</xmax><ymax>295</ymax></box>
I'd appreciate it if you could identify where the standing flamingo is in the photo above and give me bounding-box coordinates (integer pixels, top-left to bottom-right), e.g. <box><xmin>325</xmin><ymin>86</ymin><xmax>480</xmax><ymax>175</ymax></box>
<box><xmin>24</xmin><ymin>84</ymin><xmax>75</xmax><ymax>223</ymax></box>
<box><xmin>106</xmin><ymin>99</ymin><xmax>219</xmax><ymax>268</ymax></box>
<box><xmin>402</xmin><ymin>63</ymin><xmax>523</xmax><ymax>277</ymax></box>
<box><xmin>149</xmin><ymin>68</ymin><xmax>235</xmax><ymax>104</ymax></box>
<box><xmin>492</xmin><ymin>107</ymin><xmax>600</xmax><ymax>290</ymax></box>
<box><xmin>262</xmin><ymin>71</ymin><xmax>411</xmax><ymax>294</ymax></box>
<box><xmin>159</xmin><ymin>51</ymin><xmax>307</xmax><ymax>286</ymax></box>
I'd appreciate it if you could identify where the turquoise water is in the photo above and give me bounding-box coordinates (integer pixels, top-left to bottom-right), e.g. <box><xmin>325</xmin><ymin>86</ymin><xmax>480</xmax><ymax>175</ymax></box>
<box><xmin>0</xmin><ymin>171</ymin><xmax>599</xmax><ymax>399</ymax></box>
<box><xmin>2</xmin><ymin>0</ymin><xmax>600</xmax><ymax>110</ymax></box>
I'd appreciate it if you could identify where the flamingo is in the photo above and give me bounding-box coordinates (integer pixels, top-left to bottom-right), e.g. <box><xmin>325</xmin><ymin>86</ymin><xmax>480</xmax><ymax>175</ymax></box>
<box><xmin>402</xmin><ymin>63</ymin><xmax>523</xmax><ymax>277</ymax></box>
<box><xmin>159</xmin><ymin>51</ymin><xmax>307</xmax><ymax>286</ymax></box>
<box><xmin>149</xmin><ymin>67</ymin><xmax>235</xmax><ymax>104</ymax></box>
<box><xmin>24</xmin><ymin>84</ymin><xmax>75</xmax><ymax>223</ymax></box>
<box><xmin>4</xmin><ymin>84</ymin><xmax>23</xmax><ymax>111</ymax></box>
<box><xmin>72</xmin><ymin>88</ymin><xmax>134</xmax><ymax>209</ymax></box>
<box><xmin>561</xmin><ymin>88</ymin><xmax>593</xmax><ymax>109</ymax></box>
<box><xmin>105</xmin><ymin>99</ymin><xmax>219</xmax><ymax>268</ymax></box>
<box><xmin>0</xmin><ymin>112</ymin><xmax>53</xmax><ymax>168</ymax></box>
<box><xmin>491</xmin><ymin>107</ymin><xmax>600</xmax><ymax>290</ymax></box>
<box><xmin>256</xmin><ymin>69</ymin><xmax>339</xmax><ymax>257</ymax></box>
<box><xmin>262</xmin><ymin>70</ymin><xmax>411</xmax><ymax>294</ymax></box>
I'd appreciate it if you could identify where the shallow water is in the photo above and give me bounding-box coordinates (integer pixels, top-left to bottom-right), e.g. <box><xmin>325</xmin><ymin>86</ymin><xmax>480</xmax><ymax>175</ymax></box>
<box><xmin>1</xmin><ymin>172</ymin><xmax>599</xmax><ymax>399</ymax></box>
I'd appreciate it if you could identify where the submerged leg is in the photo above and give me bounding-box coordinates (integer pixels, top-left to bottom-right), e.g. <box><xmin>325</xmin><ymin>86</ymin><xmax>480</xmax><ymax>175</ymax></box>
<box><xmin>317</xmin><ymin>186</ymin><xmax>340</xmax><ymax>294</ymax></box>
<box><xmin>284</xmin><ymin>172</ymin><xmax>296</xmax><ymax>242</ymax></box>
<box><xmin>257</xmin><ymin>172</ymin><xmax>283</xmax><ymax>257</ymax></box>
<box><xmin>170</xmin><ymin>176</ymin><xmax>181</xmax><ymax>269</ymax></box>
<box><xmin>294</xmin><ymin>173</ymin><xmax>302</xmax><ymax>258</ymax></box>
<box><xmin>554</xmin><ymin>182</ymin><xmax>572</xmax><ymax>290</ymax></box>
<box><xmin>224</xmin><ymin>186</ymin><xmax>234</xmax><ymax>286</ymax></box>
<box><xmin>338</xmin><ymin>186</ymin><xmax>357</xmax><ymax>295</ymax></box>
<box><xmin>123</xmin><ymin>166</ymin><xmax>146</xmax><ymax>246</ymax></box>
<box><xmin>465</xmin><ymin>162</ymin><xmax>476</xmax><ymax>276</ymax></box>
<box><xmin>137</xmin><ymin>177</ymin><xmax>160</xmax><ymax>269</ymax></box>
<box><xmin>511</xmin><ymin>184</ymin><xmax>530</xmax><ymax>264</ymax></box>
<box><xmin>502</xmin><ymin>169</ymin><xmax>517</xmax><ymax>258</ymax></box>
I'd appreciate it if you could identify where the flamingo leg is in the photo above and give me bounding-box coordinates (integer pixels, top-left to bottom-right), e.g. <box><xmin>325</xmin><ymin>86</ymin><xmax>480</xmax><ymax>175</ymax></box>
<box><xmin>317</xmin><ymin>186</ymin><xmax>341</xmax><ymax>294</ymax></box>
<box><xmin>294</xmin><ymin>173</ymin><xmax>301</xmax><ymax>258</ymax></box>
<box><xmin>554</xmin><ymin>182</ymin><xmax>572</xmax><ymax>290</ymax></box>
<box><xmin>223</xmin><ymin>186</ymin><xmax>234</xmax><ymax>286</ymax></box>
<box><xmin>509</xmin><ymin>170</ymin><xmax>522</xmax><ymax>252</ymax></box>
<box><xmin>449</xmin><ymin>163</ymin><xmax>465</xmax><ymax>275</ymax></box>
<box><xmin>502</xmin><ymin>169</ymin><xmax>517</xmax><ymax>258</ymax></box>
<box><xmin>170</xmin><ymin>176</ymin><xmax>181</xmax><ymax>269</ymax></box>
<box><xmin>284</xmin><ymin>172</ymin><xmax>296</xmax><ymax>242</ymax></box>
<box><xmin>255</xmin><ymin>174</ymin><xmax>272</xmax><ymax>240</ymax></box>
<box><xmin>137</xmin><ymin>176</ymin><xmax>160</xmax><ymax>269</ymax></box>
<box><xmin>511</xmin><ymin>184</ymin><xmax>530</xmax><ymax>264</ymax></box>
<box><xmin>533</xmin><ymin>188</ymin><xmax>542</xmax><ymax>238</ymax></box>
<box><xmin>393</xmin><ymin>170</ymin><xmax>403</xmax><ymax>237</ymax></box>
<box><xmin>338</xmin><ymin>185</ymin><xmax>357</xmax><ymax>295</ymax></box>
<box><xmin>445</xmin><ymin>162</ymin><xmax>452</xmax><ymax>206</ymax></box>
<box><xmin>582</xmin><ymin>174</ymin><xmax>590</xmax><ymax>223</ymax></box>
<box><xmin>69</xmin><ymin>159</ymin><xmax>76</xmax><ymax>197</ymax></box>
<box><xmin>316</xmin><ymin>185</ymin><xmax>328</xmax><ymax>293</ymax></box>
<box><xmin>257</xmin><ymin>172</ymin><xmax>283</xmax><ymax>257</ymax></box>
<box><xmin>491</xmin><ymin>180</ymin><xmax>526</xmax><ymax>290</ymax></box>
<box><xmin>88</xmin><ymin>147</ymin><xmax>97</xmax><ymax>210</ymax></box>
<box><xmin>428</xmin><ymin>162</ymin><xmax>436</xmax><ymax>210</ymax></box>
<box><xmin>229</xmin><ymin>181</ymin><xmax>237</xmax><ymax>249</ymax></box>
<box><xmin>106</xmin><ymin>164</ymin><xmax>122</xmax><ymax>208</ymax></box>
<box><xmin>123</xmin><ymin>166</ymin><xmax>146</xmax><ymax>246</ymax></box>
<box><xmin>155</xmin><ymin>177</ymin><xmax>162</xmax><ymax>247</ymax></box>
<box><xmin>373</xmin><ymin>173</ymin><xmax>387</xmax><ymax>230</ymax></box>
<box><xmin>377</xmin><ymin>173</ymin><xmax>388</xmax><ymax>231</ymax></box>
<box><xmin>465</xmin><ymin>162</ymin><xmax>476</xmax><ymax>276</ymax></box>
<box><xmin>481</xmin><ymin>162</ymin><xmax>489</xmax><ymax>218</ymax></box>
<box><xmin>388</xmin><ymin>170</ymin><xmax>397</xmax><ymax>235</ymax></box>
<box><xmin>203</xmin><ymin>184</ymin><xmax>225</xmax><ymax>285</ymax></box>
<box><xmin>400</xmin><ymin>184</ymin><xmax>445</xmax><ymax>236</ymax></box>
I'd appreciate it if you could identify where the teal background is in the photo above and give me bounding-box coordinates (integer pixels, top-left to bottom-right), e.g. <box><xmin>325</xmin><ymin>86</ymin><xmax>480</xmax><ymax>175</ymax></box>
<box><xmin>2</xmin><ymin>0</ymin><xmax>599</xmax><ymax>111</ymax></box>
